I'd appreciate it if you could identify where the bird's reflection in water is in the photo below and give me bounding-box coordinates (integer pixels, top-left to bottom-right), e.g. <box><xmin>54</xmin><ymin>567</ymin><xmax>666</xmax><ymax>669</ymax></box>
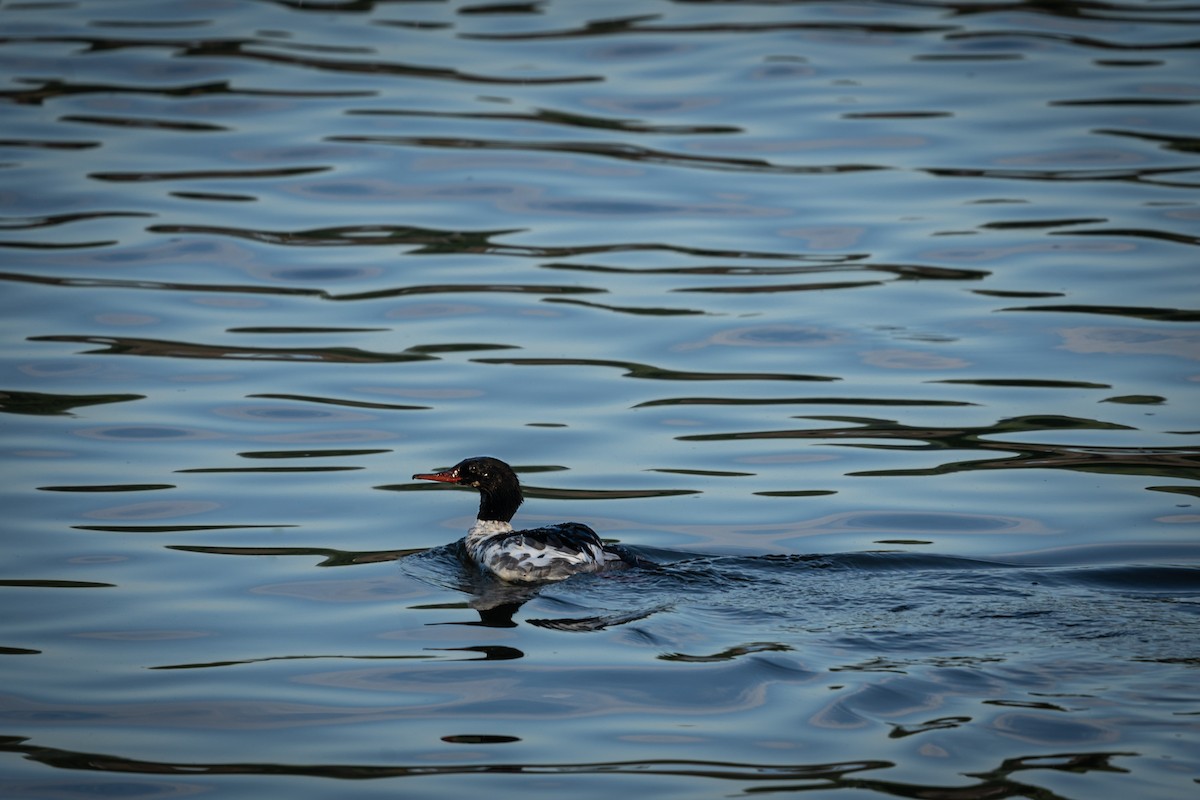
<box><xmin>414</xmin><ymin>542</ymin><xmax>666</xmax><ymax>632</ymax></box>
<box><xmin>456</xmin><ymin>570</ymin><xmax>541</xmax><ymax>628</ymax></box>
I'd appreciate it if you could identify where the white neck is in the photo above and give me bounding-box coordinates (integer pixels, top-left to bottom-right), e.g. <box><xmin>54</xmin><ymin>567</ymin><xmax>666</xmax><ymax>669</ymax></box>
<box><xmin>468</xmin><ymin>518</ymin><xmax>513</xmax><ymax>539</ymax></box>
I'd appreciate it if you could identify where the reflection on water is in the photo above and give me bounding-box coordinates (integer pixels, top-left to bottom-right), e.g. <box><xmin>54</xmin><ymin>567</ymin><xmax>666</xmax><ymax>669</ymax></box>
<box><xmin>1</xmin><ymin>731</ymin><xmax>1141</xmax><ymax>795</ymax></box>
<box><xmin>2</xmin><ymin>0</ymin><xmax>1199</xmax><ymax>797</ymax></box>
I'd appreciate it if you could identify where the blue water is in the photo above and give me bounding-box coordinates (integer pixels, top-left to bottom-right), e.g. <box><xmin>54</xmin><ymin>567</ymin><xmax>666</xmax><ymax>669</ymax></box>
<box><xmin>2</xmin><ymin>1</ymin><xmax>1199</xmax><ymax>798</ymax></box>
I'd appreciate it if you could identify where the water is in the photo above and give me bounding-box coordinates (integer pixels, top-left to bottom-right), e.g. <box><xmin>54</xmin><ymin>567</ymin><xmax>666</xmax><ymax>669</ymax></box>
<box><xmin>2</xmin><ymin>0</ymin><xmax>1199</xmax><ymax>797</ymax></box>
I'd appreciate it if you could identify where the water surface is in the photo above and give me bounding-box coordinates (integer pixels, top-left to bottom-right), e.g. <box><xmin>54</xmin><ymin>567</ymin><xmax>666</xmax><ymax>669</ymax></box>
<box><xmin>2</xmin><ymin>1</ymin><xmax>1198</xmax><ymax>798</ymax></box>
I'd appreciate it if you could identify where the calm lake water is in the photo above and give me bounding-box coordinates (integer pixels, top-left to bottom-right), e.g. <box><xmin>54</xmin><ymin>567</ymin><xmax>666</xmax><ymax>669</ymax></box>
<box><xmin>2</xmin><ymin>0</ymin><xmax>1199</xmax><ymax>797</ymax></box>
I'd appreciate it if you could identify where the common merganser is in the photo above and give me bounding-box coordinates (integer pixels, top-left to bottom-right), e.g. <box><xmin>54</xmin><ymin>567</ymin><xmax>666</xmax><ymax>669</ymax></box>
<box><xmin>413</xmin><ymin>456</ymin><xmax>631</xmax><ymax>583</ymax></box>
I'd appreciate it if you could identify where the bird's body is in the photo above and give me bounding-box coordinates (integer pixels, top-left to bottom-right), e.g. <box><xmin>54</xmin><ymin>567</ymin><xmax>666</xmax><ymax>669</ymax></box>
<box><xmin>414</xmin><ymin>456</ymin><xmax>630</xmax><ymax>583</ymax></box>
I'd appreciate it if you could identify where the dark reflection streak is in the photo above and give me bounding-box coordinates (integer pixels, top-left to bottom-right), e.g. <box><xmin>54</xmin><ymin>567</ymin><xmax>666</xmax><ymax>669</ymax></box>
<box><xmin>546</xmin><ymin>262</ymin><xmax>990</xmax><ymax>281</ymax></box>
<box><xmin>545</xmin><ymin>297</ymin><xmax>706</xmax><ymax>316</ymax></box>
<box><xmin>144</xmin><ymin>222</ymin><xmax>529</xmax><ymax>251</ymax></box>
<box><xmin>0</xmin><ymin>270</ymin><xmax>599</xmax><ymax>303</ymax></box>
<box><xmin>651</xmin><ymin>469</ymin><xmax>753</xmax><ymax>477</ymax></box>
<box><xmin>10</xmin><ymin>216</ymin><xmax>867</xmax><ymax>262</ymax></box>
<box><xmin>926</xmin><ymin>165</ymin><xmax>1196</xmax><ymax>183</ymax></box>
<box><xmin>28</xmin><ymin>335</ymin><xmax>439</xmax><ymax>365</ymax></box>
<box><xmin>0</xmin><ymin>389</ymin><xmax>144</xmax><ymax>416</ymax></box>
<box><xmin>349</xmin><ymin>107</ymin><xmax>742</xmax><ymax>136</ymax></box>
<box><xmin>176</xmin><ymin>466</ymin><xmax>364</xmax><ymax>473</ymax></box>
<box><xmin>409</xmin><ymin>343</ymin><xmax>519</xmax><ymax>354</ymax></box>
<box><xmin>231</xmin><ymin>43</ymin><xmax>602</xmax><ymax>85</ymax></box>
<box><xmin>166</xmin><ymin>544</ymin><xmax>421</xmax><ymax>567</ymax></box>
<box><xmin>1147</xmin><ymin>485</ymin><xmax>1200</xmax><ymax>500</ymax></box>
<box><xmin>1000</xmin><ymin>304</ymin><xmax>1200</xmax><ymax>323</ymax></box>
<box><xmin>699</xmin><ymin>414</ymin><xmax>1141</xmax><ymax>439</ymax></box>
<box><xmin>0</xmin><ymin>35</ymin><xmax>600</xmax><ymax>86</ymax></box>
<box><xmin>237</xmin><ymin>449</ymin><xmax>391</xmax><ymax>459</ymax></box>
<box><xmin>1053</xmin><ymin>228</ymin><xmax>1200</xmax><ymax>246</ymax></box>
<box><xmin>473</xmin><ymin>357</ymin><xmax>839</xmax><ymax>383</ymax></box>
<box><xmin>76</xmin><ymin>525</ymin><xmax>299</xmax><ymax>533</ymax></box>
<box><xmin>527</xmin><ymin>606</ymin><xmax>665</xmax><ymax>632</ymax></box>
<box><xmin>981</xmin><ymin>218</ymin><xmax>1105</xmax><ymax>230</ymax></box>
<box><xmin>456</xmin><ymin>13</ymin><xmax>659</xmax><ymax>40</ymax></box>
<box><xmin>375</xmin><ymin>20</ymin><xmax>453</xmax><ymax>31</ymax></box>
<box><xmin>0</xmin><ymin>580</ymin><xmax>115</xmax><ymax>589</ymax></box>
<box><xmin>171</xmin><ymin>191</ymin><xmax>257</xmax><ymax>202</ymax></box>
<box><xmin>0</xmin><ymin>270</ymin><xmax>326</xmax><ymax>298</ymax></box>
<box><xmin>150</xmin><ymin>653</ymin><xmax>432</xmax><ymax>670</ymax></box>
<box><xmin>39</xmin><ymin>484</ymin><xmax>175</xmax><ymax>493</ymax></box>
<box><xmin>984</xmin><ymin>699</ymin><xmax>1067</xmax><ymax>712</ymax></box>
<box><xmin>0</xmin><ymin>732</ymin><xmax>890</xmax><ymax>780</ymax></box>
<box><xmin>1122</xmin><ymin>175</ymin><xmax>1197</xmax><ymax>190</ymax></box>
<box><xmin>60</xmin><ymin>114</ymin><xmax>229</xmax><ymax>132</ymax></box>
<box><xmin>456</xmin><ymin>2</ymin><xmax>543</xmax><ymax>14</ymax></box>
<box><xmin>228</xmin><ymin>327</ymin><xmax>390</xmax><ymax>334</ymax></box>
<box><xmin>0</xmin><ymin>240</ymin><xmax>117</xmax><ymax>250</ymax></box>
<box><xmin>973</xmin><ymin>290</ymin><xmax>1066</xmax><ymax>299</ymax></box>
<box><xmin>0</xmin><ymin>78</ymin><xmax>371</xmax><ymax>106</ymax></box>
<box><xmin>545</xmin><ymin>260</ymin><xmax>863</xmax><ymax>276</ymax></box>
<box><xmin>969</xmin><ymin>752</ymin><xmax>1137</xmax><ymax>783</ymax></box>
<box><xmin>0</xmin><ymin>138</ymin><xmax>98</xmax><ymax>149</ymax></box>
<box><xmin>945</xmin><ymin>30</ymin><xmax>1200</xmax><ymax>51</ymax></box>
<box><xmin>676</xmin><ymin>280</ymin><xmax>885</xmax><ymax>294</ymax></box>
<box><xmin>943</xmin><ymin>2</ymin><xmax>1200</xmax><ymax>25</ymax></box>
<box><xmin>888</xmin><ymin>716</ymin><xmax>972</xmax><ymax>739</ymax></box>
<box><xmin>265</xmin><ymin>230</ymin><xmax>849</xmax><ymax>262</ymax></box>
<box><xmin>337</xmin><ymin>285</ymin><xmax>604</xmax><ymax>301</ymax></box>
<box><xmin>427</xmin><ymin>646</ymin><xmax>524</xmax><ymax>661</ymax></box>
<box><xmin>0</xmin><ymin>735</ymin><xmax>1138</xmax><ymax>792</ymax></box>
<box><xmin>932</xmin><ymin>379</ymin><xmax>1108</xmax><ymax>389</ymax></box>
<box><xmin>873</xmin><ymin>452</ymin><xmax>1199</xmax><ymax>480</ymax></box>
<box><xmin>635</xmin><ymin>397</ymin><xmax>976</xmax><ymax>409</ymax></box>
<box><xmin>254</xmin><ymin>41</ymin><xmax>375</xmax><ymax>56</ymax></box>
<box><xmin>843</xmin><ymin>111</ymin><xmax>951</xmax><ymax>120</ymax></box>
<box><xmin>92</xmin><ymin>166</ymin><xmax>330</xmax><ymax>182</ymax></box>
<box><xmin>678</xmin><ymin>415</ymin><xmax>1200</xmax><ymax>481</ymax></box>
<box><xmin>0</xmin><ymin>212</ymin><xmax>153</xmax><ymax>230</ymax></box>
<box><xmin>461</xmin><ymin>19</ymin><xmax>958</xmax><ymax>41</ymax></box>
<box><xmin>1097</xmin><ymin>127</ymin><xmax>1200</xmax><ymax>155</ymax></box>
<box><xmin>660</xmin><ymin>642</ymin><xmax>794</xmax><ymax>663</ymax></box>
<box><xmin>270</xmin><ymin>0</ymin><xmax>405</xmax><ymax>10</ymax></box>
<box><xmin>248</xmin><ymin>393</ymin><xmax>429</xmax><ymax>411</ymax></box>
<box><xmin>526</xmin><ymin>487</ymin><xmax>700</xmax><ymax>501</ymax></box>
<box><xmin>332</xmin><ymin>135</ymin><xmax>886</xmax><ymax>175</ymax></box>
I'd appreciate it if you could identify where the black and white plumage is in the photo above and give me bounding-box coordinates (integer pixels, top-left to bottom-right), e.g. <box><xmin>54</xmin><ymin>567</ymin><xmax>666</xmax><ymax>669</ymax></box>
<box><xmin>413</xmin><ymin>456</ymin><xmax>630</xmax><ymax>583</ymax></box>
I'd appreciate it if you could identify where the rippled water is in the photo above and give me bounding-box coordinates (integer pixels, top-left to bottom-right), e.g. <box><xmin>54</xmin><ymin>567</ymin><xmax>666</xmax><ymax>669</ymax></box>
<box><xmin>2</xmin><ymin>1</ymin><xmax>1199</xmax><ymax>798</ymax></box>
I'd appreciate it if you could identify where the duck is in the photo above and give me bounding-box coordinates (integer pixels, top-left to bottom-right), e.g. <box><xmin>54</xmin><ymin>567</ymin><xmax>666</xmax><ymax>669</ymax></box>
<box><xmin>412</xmin><ymin>456</ymin><xmax>633</xmax><ymax>583</ymax></box>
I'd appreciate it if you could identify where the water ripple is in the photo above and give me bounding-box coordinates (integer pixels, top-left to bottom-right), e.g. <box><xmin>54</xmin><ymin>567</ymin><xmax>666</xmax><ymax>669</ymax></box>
<box><xmin>91</xmin><ymin>165</ymin><xmax>331</xmax><ymax>183</ymax></box>
<box><xmin>29</xmin><ymin>335</ymin><xmax>441</xmax><ymax>364</ymax></box>
<box><xmin>2</xmin><ymin>1</ymin><xmax>1197</xmax><ymax>797</ymax></box>
<box><xmin>459</xmin><ymin>17</ymin><xmax>958</xmax><ymax>41</ymax></box>
<box><xmin>678</xmin><ymin>415</ymin><xmax>1200</xmax><ymax>481</ymax></box>
<box><xmin>334</xmin><ymin>133</ymin><xmax>888</xmax><ymax>175</ymax></box>
<box><xmin>0</xmin><ymin>34</ymin><xmax>602</xmax><ymax>86</ymax></box>
<box><xmin>348</xmin><ymin>105</ymin><xmax>743</xmax><ymax>135</ymax></box>
<box><xmin>0</xmin><ymin>78</ymin><xmax>372</xmax><ymax>105</ymax></box>
<box><xmin>0</xmin><ymin>389</ymin><xmax>144</xmax><ymax>416</ymax></box>
<box><xmin>472</xmin><ymin>357</ymin><xmax>839</xmax><ymax>383</ymax></box>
